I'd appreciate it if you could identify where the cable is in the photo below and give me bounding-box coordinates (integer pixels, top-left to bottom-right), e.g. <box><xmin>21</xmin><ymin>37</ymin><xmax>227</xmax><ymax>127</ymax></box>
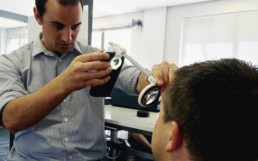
<box><xmin>105</xmin><ymin>150</ymin><xmax>121</xmax><ymax>160</ymax></box>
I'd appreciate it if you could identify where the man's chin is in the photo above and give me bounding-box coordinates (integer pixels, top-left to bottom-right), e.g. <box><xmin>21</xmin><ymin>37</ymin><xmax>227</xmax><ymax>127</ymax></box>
<box><xmin>54</xmin><ymin>48</ymin><xmax>72</xmax><ymax>55</ymax></box>
<box><xmin>58</xmin><ymin>46</ymin><xmax>73</xmax><ymax>54</ymax></box>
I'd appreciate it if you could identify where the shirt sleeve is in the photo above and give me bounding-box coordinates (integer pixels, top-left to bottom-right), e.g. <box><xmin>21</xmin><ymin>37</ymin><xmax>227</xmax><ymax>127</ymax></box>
<box><xmin>0</xmin><ymin>53</ymin><xmax>29</xmax><ymax>115</ymax></box>
<box><xmin>115</xmin><ymin>62</ymin><xmax>141</xmax><ymax>95</ymax></box>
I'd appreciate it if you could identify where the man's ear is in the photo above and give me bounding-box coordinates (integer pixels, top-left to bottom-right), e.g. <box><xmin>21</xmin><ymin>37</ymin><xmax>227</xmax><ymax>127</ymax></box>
<box><xmin>165</xmin><ymin>121</ymin><xmax>181</xmax><ymax>152</ymax></box>
<box><xmin>33</xmin><ymin>6</ymin><xmax>43</xmax><ymax>25</ymax></box>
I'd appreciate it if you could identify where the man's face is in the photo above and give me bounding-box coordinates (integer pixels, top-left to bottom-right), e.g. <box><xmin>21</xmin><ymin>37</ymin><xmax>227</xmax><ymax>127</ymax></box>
<box><xmin>152</xmin><ymin>100</ymin><xmax>171</xmax><ymax>161</ymax></box>
<box><xmin>37</xmin><ymin>0</ymin><xmax>82</xmax><ymax>55</ymax></box>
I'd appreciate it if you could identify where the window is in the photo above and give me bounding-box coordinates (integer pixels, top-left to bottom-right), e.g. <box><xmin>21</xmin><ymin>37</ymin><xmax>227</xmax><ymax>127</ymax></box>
<box><xmin>180</xmin><ymin>11</ymin><xmax>258</xmax><ymax>66</ymax></box>
<box><xmin>6</xmin><ymin>27</ymin><xmax>28</xmax><ymax>53</ymax></box>
<box><xmin>0</xmin><ymin>26</ymin><xmax>28</xmax><ymax>55</ymax></box>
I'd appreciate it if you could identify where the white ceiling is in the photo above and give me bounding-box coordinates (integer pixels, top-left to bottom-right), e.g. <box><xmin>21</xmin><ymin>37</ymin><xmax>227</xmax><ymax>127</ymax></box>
<box><xmin>0</xmin><ymin>0</ymin><xmax>212</xmax><ymax>28</ymax></box>
<box><xmin>92</xmin><ymin>0</ymin><xmax>212</xmax><ymax>17</ymax></box>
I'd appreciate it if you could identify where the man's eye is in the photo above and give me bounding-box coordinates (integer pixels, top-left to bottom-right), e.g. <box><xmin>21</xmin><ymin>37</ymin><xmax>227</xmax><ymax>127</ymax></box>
<box><xmin>72</xmin><ymin>25</ymin><xmax>80</xmax><ymax>31</ymax></box>
<box><xmin>53</xmin><ymin>24</ymin><xmax>63</xmax><ymax>30</ymax></box>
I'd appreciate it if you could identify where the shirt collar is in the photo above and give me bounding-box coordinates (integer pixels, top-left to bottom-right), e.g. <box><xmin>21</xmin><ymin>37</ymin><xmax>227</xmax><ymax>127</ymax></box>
<box><xmin>32</xmin><ymin>34</ymin><xmax>82</xmax><ymax>57</ymax></box>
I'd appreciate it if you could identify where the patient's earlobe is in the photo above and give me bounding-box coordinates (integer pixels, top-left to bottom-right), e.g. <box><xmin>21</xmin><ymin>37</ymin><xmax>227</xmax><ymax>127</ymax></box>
<box><xmin>165</xmin><ymin>121</ymin><xmax>181</xmax><ymax>152</ymax></box>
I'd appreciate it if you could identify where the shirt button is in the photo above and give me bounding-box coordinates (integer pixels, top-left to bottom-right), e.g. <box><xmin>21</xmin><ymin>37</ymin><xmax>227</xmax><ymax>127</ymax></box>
<box><xmin>69</xmin><ymin>155</ymin><xmax>72</xmax><ymax>159</ymax></box>
<box><xmin>64</xmin><ymin>138</ymin><xmax>69</xmax><ymax>142</ymax></box>
<box><xmin>64</xmin><ymin>118</ymin><xmax>68</xmax><ymax>122</ymax></box>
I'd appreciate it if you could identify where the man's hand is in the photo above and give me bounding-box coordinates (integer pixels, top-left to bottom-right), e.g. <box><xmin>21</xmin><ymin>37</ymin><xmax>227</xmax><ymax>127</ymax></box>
<box><xmin>136</xmin><ymin>61</ymin><xmax>178</xmax><ymax>95</ymax></box>
<box><xmin>57</xmin><ymin>50</ymin><xmax>113</xmax><ymax>93</ymax></box>
<box><xmin>150</xmin><ymin>61</ymin><xmax>178</xmax><ymax>93</ymax></box>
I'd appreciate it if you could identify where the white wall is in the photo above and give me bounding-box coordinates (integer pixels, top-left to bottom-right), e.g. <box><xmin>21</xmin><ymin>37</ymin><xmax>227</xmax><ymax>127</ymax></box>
<box><xmin>133</xmin><ymin>7</ymin><xmax>167</xmax><ymax>68</ymax></box>
<box><xmin>0</xmin><ymin>29</ymin><xmax>6</xmax><ymax>54</ymax></box>
<box><xmin>27</xmin><ymin>0</ymin><xmax>258</xmax><ymax>67</ymax></box>
<box><xmin>93</xmin><ymin>12</ymin><xmax>143</xmax><ymax>29</ymax></box>
<box><xmin>93</xmin><ymin>7</ymin><xmax>167</xmax><ymax>68</ymax></box>
<box><xmin>77</xmin><ymin>7</ymin><xmax>88</xmax><ymax>45</ymax></box>
<box><xmin>93</xmin><ymin>0</ymin><xmax>258</xmax><ymax>67</ymax></box>
<box><xmin>0</xmin><ymin>29</ymin><xmax>9</xmax><ymax>54</ymax></box>
<box><xmin>28</xmin><ymin>16</ymin><xmax>41</xmax><ymax>42</ymax></box>
<box><xmin>165</xmin><ymin>0</ymin><xmax>258</xmax><ymax>66</ymax></box>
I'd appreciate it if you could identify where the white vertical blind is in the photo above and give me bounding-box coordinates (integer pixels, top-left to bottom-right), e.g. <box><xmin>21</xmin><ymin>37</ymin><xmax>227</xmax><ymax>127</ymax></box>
<box><xmin>180</xmin><ymin>11</ymin><xmax>258</xmax><ymax>66</ymax></box>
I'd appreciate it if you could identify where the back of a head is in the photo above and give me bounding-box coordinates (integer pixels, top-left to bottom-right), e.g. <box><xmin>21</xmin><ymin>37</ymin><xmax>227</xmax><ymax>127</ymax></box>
<box><xmin>164</xmin><ymin>58</ymin><xmax>258</xmax><ymax>161</ymax></box>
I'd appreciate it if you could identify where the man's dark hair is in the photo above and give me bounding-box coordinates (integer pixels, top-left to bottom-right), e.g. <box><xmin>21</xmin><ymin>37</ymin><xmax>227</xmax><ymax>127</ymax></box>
<box><xmin>163</xmin><ymin>58</ymin><xmax>258</xmax><ymax>161</ymax></box>
<box><xmin>35</xmin><ymin>0</ymin><xmax>83</xmax><ymax>17</ymax></box>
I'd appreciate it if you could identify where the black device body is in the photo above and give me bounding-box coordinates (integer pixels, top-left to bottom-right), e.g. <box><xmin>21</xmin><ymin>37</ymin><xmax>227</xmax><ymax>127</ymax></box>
<box><xmin>109</xmin><ymin>88</ymin><xmax>160</xmax><ymax>112</ymax></box>
<box><xmin>90</xmin><ymin>52</ymin><xmax>124</xmax><ymax>97</ymax></box>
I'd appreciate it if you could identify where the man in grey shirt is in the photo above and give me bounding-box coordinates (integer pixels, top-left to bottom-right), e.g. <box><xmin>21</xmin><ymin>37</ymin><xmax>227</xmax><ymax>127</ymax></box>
<box><xmin>0</xmin><ymin>0</ymin><xmax>176</xmax><ymax>160</ymax></box>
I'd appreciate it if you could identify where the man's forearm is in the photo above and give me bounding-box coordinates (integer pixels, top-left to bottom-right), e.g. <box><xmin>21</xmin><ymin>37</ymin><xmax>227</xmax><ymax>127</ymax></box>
<box><xmin>136</xmin><ymin>73</ymin><xmax>149</xmax><ymax>94</ymax></box>
<box><xmin>2</xmin><ymin>77</ymin><xmax>70</xmax><ymax>133</ymax></box>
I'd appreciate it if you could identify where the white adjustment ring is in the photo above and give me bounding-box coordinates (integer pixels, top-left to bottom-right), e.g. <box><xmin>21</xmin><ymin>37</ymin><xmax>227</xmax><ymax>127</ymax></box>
<box><xmin>110</xmin><ymin>57</ymin><xmax>122</xmax><ymax>70</ymax></box>
<box><xmin>138</xmin><ymin>83</ymin><xmax>160</xmax><ymax>107</ymax></box>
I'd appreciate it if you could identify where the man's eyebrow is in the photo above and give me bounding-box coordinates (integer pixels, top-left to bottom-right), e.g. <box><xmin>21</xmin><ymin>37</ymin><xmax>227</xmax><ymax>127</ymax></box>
<box><xmin>50</xmin><ymin>21</ymin><xmax>82</xmax><ymax>26</ymax></box>
<box><xmin>74</xmin><ymin>22</ymin><xmax>82</xmax><ymax>26</ymax></box>
<box><xmin>50</xmin><ymin>21</ymin><xmax>63</xmax><ymax>25</ymax></box>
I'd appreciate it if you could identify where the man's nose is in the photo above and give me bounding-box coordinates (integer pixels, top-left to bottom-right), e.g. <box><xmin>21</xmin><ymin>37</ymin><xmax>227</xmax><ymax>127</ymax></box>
<box><xmin>61</xmin><ymin>28</ymin><xmax>72</xmax><ymax>42</ymax></box>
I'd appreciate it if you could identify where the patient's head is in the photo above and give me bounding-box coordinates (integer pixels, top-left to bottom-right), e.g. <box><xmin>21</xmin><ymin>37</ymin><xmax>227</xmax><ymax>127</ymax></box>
<box><xmin>152</xmin><ymin>58</ymin><xmax>258</xmax><ymax>161</ymax></box>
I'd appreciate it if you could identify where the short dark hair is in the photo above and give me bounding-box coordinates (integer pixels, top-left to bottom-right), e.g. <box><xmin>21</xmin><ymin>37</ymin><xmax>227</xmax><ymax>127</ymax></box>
<box><xmin>35</xmin><ymin>0</ymin><xmax>83</xmax><ymax>17</ymax></box>
<box><xmin>163</xmin><ymin>58</ymin><xmax>258</xmax><ymax>161</ymax></box>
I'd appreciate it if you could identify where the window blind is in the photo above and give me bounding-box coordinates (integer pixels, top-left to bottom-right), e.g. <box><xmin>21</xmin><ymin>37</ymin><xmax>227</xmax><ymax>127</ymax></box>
<box><xmin>180</xmin><ymin>11</ymin><xmax>258</xmax><ymax>66</ymax></box>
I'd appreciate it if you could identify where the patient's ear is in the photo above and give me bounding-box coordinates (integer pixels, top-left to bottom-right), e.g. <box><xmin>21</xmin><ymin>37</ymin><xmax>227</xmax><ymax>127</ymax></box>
<box><xmin>165</xmin><ymin>121</ymin><xmax>181</xmax><ymax>152</ymax></box>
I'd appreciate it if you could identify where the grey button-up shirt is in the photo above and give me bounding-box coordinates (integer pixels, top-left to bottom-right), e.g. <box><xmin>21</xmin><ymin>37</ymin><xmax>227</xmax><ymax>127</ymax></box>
<box><xmin>0</xmin><ymin>37</ymin><xmax>140</xmax><ymax>161</ymax></box>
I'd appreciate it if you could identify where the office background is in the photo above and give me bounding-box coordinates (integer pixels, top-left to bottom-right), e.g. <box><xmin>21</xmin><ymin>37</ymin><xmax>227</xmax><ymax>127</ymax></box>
<box><xmin>1</xmin><ymin>0</ymin><xmax>258</xmax><ymax>68</ymax></box>
<box><xmin>0</xmin><ymin>0</ymin><xmax>258</xmax><ymax>159</ymax></box>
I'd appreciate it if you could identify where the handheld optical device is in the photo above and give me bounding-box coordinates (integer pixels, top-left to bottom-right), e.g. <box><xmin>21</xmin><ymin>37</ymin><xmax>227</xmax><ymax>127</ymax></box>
<box><xmin>108</xmin><ymin>42</ymin><xmax>160</xmax><ymax>107</ymax></box>
<box><xmin>90</xmin><ymin>42</ymin><xmax>160</xmax><ymax>107</ymax></box>
<box><xmin>89</xmin><ymin>52</ymin><xmax>124</xmax><ymax>97</ymax></box>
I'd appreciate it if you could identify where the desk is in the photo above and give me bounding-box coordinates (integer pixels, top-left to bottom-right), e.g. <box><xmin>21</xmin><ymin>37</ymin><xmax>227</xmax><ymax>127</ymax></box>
<box><xmin>104</xmin><ymin>105</ymin><xmax>159</xmax><ymax>160</ymax></box>
<box><xmin>105</xmin><ymin>105</ymin><xmax>159</xmax><ymax>136</ymax></box>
